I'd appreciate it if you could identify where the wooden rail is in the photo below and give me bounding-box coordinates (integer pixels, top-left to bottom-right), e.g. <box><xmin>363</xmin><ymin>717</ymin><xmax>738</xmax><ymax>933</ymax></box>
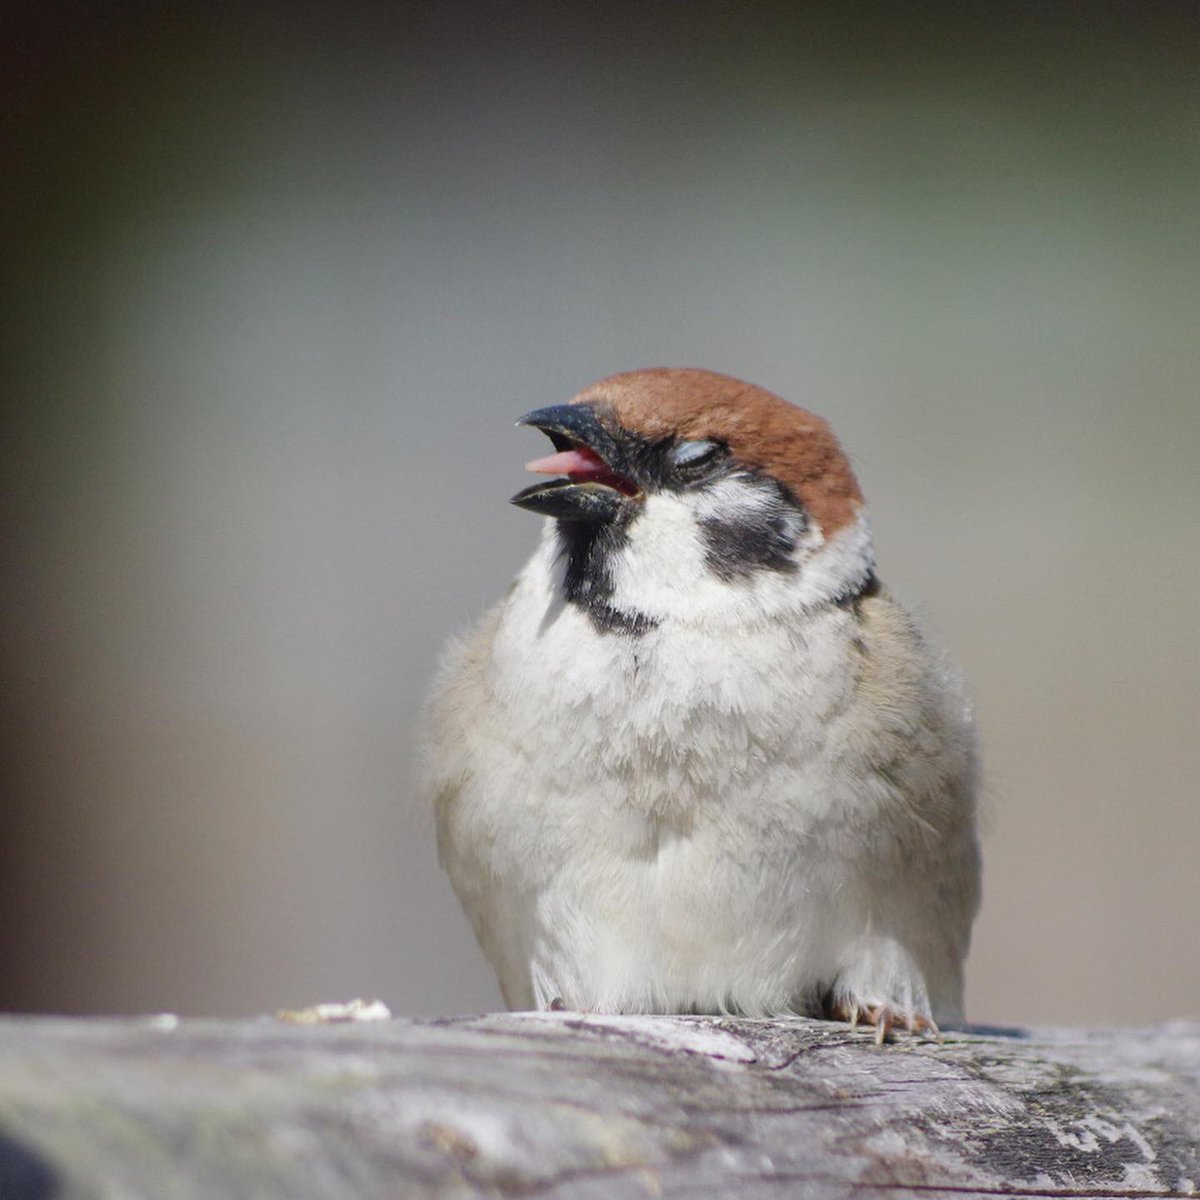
<box><xmin>0</xmin><ymin>1012</ymin><xmax>1197</xmax><ymax>1198</ymax></box>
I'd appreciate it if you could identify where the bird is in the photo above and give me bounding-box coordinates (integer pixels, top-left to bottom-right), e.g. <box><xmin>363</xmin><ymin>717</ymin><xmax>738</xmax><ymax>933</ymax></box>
<box><xmin>423</xmin><ymin>367</ymin><xmax>981</xmax><ymax>1038</ymax></box>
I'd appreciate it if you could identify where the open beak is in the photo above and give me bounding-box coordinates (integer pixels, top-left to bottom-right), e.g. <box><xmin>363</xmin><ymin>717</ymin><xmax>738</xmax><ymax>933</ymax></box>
<box><xmin>511</xmin><ymin>403</ymin><xmax>641</xmax><ymax>522</ymax></box>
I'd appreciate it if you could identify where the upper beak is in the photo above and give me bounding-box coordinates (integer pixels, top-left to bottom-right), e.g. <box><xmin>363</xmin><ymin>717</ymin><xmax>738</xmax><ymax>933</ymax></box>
<box><xmin>511</xmin><ymin>403</ymin><xmax>639</xmax><ymax>522</ymax></box>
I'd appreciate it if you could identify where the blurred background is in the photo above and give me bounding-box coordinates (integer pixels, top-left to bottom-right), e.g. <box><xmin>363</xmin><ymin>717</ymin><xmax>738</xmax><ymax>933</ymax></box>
<box><xmin>3</xmin><ymin>1</ymin><xmax>1197</xmax><ymax>1026</ymax></box>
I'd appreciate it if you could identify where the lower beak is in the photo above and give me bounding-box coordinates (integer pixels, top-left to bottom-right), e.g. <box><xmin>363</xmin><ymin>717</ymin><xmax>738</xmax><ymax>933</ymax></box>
<box><xmin>511</xmin><ymin>478</ymin><xmax>628</xmax><ymax>521</ymax></box>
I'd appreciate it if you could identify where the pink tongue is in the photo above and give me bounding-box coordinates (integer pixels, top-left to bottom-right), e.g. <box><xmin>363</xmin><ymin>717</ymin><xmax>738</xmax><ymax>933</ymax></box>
<box><xmin>524</xmin><ymin>447</ymin><xmax>609</xmax><ymax>479</ymax></box>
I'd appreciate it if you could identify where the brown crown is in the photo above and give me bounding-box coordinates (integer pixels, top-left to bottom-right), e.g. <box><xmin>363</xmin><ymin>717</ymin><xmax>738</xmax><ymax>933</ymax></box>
<box><xmin>571</xmin><ymin>368</ymin><xmax>864</xmax><ymax>537</ymax></box>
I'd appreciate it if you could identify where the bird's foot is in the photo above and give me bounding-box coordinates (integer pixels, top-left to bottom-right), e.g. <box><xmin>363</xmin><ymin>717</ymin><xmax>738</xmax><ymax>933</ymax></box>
<box><xmin>826</xmin><ymin>999</ymin><xmax>940</xmax><ymax>1044</ymax></box>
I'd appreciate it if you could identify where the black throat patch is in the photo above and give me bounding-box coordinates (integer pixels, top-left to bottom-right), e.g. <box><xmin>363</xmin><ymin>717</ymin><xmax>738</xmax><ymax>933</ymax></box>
<box><xmin>555</xmin><ymin>520</ymin><xmax>657</xmax><ymax>636</ymax></box>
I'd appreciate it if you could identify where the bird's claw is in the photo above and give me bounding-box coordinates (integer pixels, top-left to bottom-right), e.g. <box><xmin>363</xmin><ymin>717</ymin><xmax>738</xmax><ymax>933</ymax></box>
<box><xmin>826</xmin><ymin>999</ymin><xmax>940</xmax><ymax>1044</ymax></box>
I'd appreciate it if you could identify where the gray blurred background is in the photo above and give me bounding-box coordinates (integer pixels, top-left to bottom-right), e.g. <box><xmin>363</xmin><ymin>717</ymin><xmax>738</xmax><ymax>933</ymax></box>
<box><xmin>3</xmin><ymin>2</ymin><xmax>1197</xmax><ymax>1026</ymax></box>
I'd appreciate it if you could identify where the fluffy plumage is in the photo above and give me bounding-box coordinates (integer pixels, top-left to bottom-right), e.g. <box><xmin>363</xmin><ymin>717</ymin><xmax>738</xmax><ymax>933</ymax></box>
<box><xmin>424</xmin><ymin>368</ymin><xmax>981</xmax><ymax>1031</ymax></box>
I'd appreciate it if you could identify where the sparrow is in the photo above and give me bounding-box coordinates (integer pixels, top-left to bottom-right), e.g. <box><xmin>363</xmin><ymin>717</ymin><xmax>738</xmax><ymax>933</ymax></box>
<box><xmin>424</xmin><ymin>368</ymin><xmax>981</xmax><ymax>1036</ymax></box>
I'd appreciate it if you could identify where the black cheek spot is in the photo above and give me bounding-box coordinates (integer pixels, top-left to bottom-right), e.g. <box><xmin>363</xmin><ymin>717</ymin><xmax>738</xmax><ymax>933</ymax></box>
<box><xmin>700</xmin><ymin>509</ymin><xmax>802</xmax><ymax>581</ymax></box>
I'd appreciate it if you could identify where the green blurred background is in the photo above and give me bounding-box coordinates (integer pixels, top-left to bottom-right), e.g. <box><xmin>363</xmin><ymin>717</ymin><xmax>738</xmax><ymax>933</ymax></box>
<box><xmin>3</xmin><ymin>1</ymin><xmax>1198</xmax><ymax>1024</ymax></box>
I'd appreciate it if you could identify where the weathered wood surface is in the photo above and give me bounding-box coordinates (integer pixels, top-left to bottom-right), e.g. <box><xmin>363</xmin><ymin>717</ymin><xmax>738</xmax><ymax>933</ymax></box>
<box><xmin>0</xmin><ymin>1012</ymin><xmax>1197</xmax><ymax>1199</ymax></box>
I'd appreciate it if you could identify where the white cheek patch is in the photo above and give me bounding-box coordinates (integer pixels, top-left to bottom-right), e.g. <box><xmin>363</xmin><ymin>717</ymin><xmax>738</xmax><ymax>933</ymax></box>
<box><xmin>609</xmin><ymin>492</ymin><xmax>710</xmax><ymax>613</ymax></box>
<box><xmin>608</xmin><ymin>484</ymin><xmax>874</xmax><ymax>629</ymax></box>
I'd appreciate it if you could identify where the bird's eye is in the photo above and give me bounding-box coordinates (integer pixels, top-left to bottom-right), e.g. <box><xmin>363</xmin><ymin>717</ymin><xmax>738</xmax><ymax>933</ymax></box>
<box><xmin>668</xmin><ymin>439</ymin><xmax>720</xmax><ymax>470</ymax></box>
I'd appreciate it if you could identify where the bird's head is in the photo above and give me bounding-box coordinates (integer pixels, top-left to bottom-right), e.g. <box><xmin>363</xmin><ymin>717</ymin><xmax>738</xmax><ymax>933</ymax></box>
<box><xmin>512</xmin><ymin>368</ymin><xmax>875</xmax><ymax>632</ymax></box>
